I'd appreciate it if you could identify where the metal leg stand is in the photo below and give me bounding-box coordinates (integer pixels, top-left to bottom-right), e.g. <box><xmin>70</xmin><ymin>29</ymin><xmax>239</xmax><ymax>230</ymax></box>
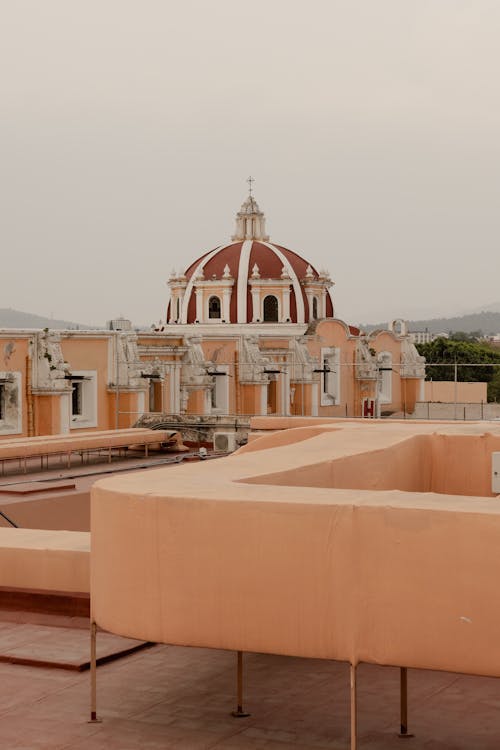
<box><xmin>231</xmin><ymin>651</ymin><xmax>251</xmax><ymax>718</ymax></box>
<box><xmin>398</xmin><ymin>667</ymin><xmax>414</xmax><ymax>738</ymax></box>
<box><xmin>350</xmin><ymin>663</ymin><xmax>358</xmax><ymax>750</ymax></box>
<box><xmin>89</xmin><ymin>621</ymin><xmax>102</xmax><ymax>723</ymax></box>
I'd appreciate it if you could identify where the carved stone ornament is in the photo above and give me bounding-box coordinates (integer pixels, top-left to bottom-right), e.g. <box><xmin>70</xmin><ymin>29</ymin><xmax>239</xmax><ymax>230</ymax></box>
<box><xmin>33</xmin><ymin>331</ymin><xmax>71</xmax><ymax>391</ymax></box>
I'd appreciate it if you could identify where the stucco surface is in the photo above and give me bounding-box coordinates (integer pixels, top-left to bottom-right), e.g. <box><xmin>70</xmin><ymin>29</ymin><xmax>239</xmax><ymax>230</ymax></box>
<box><xmin>91</xmin><ymin>420</ymin><xmax>500</xmax><ymax>678</ymax></box>
<box><xmin>0</xmin><ymin>527</ymin><xmax>90</xmax><ymax>593</ymax></box>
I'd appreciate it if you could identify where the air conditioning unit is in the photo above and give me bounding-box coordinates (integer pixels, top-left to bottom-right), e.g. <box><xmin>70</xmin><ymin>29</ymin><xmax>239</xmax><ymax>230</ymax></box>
<box><xmin>493</xmin><ymin>452</ymin><xmax>500</xmax><ymax>494</ymax></box>
<box><xmin>213</xmin><ymin>432</ymin><xmax>237</xmax><ymax>453</ymax></box>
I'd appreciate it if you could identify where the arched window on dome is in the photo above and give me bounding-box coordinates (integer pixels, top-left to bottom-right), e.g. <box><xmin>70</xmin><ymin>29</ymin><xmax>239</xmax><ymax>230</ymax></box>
<box><xmin>263</xmin><ymin>295</ymin><xmax>279</xmax><ymax>322</ymax></box>
<box><xmin>312</xmin><ymin>297</ymin><xmax>319</xmax><ymax>320</ymax></box>
<box><xmin>208</xmin><ymin>296</ymin><xmax>221</xmax><ymax>320</ymax></box>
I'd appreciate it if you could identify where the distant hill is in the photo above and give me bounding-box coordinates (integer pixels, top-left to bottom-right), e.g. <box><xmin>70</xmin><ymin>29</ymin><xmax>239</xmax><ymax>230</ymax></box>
<box><xmin>359</xmin><ymin>310</ymin><xmax>500</xmax><ymax>336</ymax></box>
<box><xmin>0</xmin><ymin>308</ymin><xmax>94</xmax><ymax>330</ymax></box>
<box><xmin>467</xmin><ymin>301</ymin><xmax>500</xmax><ymax>315</ymax></box>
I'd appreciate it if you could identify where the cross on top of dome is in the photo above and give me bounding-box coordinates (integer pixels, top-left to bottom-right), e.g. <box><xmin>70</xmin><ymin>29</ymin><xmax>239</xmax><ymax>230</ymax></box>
<box><xmin>232</xmin><ymin>177</ymin><xmax>270</xmax><ymax>241</ymax></box>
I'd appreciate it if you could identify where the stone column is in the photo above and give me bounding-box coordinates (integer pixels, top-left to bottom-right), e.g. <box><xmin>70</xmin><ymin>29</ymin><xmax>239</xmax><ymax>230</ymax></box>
<box><xmin>195</xmin><ymin>288</ymin><xmax>203</xmax><ymax>322</ymax></box>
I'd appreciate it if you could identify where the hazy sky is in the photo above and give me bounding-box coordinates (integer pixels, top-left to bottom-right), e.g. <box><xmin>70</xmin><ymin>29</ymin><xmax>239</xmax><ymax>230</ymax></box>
<box><xmin>2</xmin><ymin>0</ymin><xmax>500</xmax><ymax>326</ymax></box>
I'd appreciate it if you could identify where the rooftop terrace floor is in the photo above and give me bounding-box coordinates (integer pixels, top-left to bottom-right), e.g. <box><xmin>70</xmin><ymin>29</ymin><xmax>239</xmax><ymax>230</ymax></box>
<box><xmin>1</xmin><ymin>641</ymin><xmax>500</xmax><ymax>749</ymax></box>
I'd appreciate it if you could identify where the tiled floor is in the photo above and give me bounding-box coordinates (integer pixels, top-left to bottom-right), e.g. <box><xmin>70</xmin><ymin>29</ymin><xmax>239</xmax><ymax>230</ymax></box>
<box><xmin>0</xmin><ymin>642</ymin><xmax>499</xmax><ymax>749</ymax></box>
<box><xmin>0</xmin><ymin>622</ymin><xmax>148</xmax><ymax>669</ymax></box>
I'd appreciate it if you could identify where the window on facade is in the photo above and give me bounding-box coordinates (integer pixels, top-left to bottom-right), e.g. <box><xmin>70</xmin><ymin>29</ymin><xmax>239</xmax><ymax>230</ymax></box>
<box><xmin>149</xmin><ymin>379</ymin><xmax>162</xmax><ymax>412</ymax></box>
<box><xmin>263</xmin><ymin>295</ymin><xmax>279</xmax><ymax>322</ymax></box>
<box><xmin>176</xmin><ymin>298</ymin><xmax>181</xmax><ymax>320</ymax></box>
<box><xmin>209</xmin><ymin>369</ymin><xmax>229</xmax><ymax>413</ymax></box>
<box><xmin>208</xmin><ymin>296</ymin><xmax>221</xmax><ymax>319</ymax></box>
<box><xmin>312</xmin><ymin>297</ymin><xmax>318</xmax><ymax>320</ymax></box>
<box><xmin>71</xmin><ymin>381</ymin><xmax>83</xmax><ymax>417</ymax></box>
<box><xmin>320</xmin><ymin>347</ymin><xmax>340</xmax><ymax>406</ymax></box>
<box><xmin>0</xmin><ymin>372</ymin><xmax>22</xmax><ymax>435</ymax></box>
<box><xmin>322</xmin><ymin>357</ymin><xmax>330</xmax><ymax>395</ymax></box>
<box><xmin>267</xmin><ymin>379</ymin><xmax>277</xmax><ymax>413</ymax></box>
<box><xmin>68</xmin><ymin>371</ymin><xmax>97</xmax><ymax>428</ymax></box>
<box><xmin>377</xmin><ymin>352</ymin><xmax>393</xmax><ymax>404</ymax></box>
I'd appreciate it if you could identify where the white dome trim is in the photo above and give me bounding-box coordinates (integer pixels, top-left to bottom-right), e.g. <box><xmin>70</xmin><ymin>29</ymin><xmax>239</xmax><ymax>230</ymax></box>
<box><xmin>236</xmin><ymin>240</ymin><xmax>253</xmax><ymax>323</ymax></box>
<box><xmin>180</xmin><ymin>245</ymin><xmax>224</xmax><ymax>323</ymax></box>
<box><xmin>261</xmin><ymin>242</ymin><xmax>305</xmax><ymax>324</ymax></box>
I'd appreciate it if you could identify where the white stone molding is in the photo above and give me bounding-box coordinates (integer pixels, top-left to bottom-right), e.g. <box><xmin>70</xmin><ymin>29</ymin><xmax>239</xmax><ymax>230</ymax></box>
<box><xmin>239</xmin><ymin>336</ymin><xmax>271</xmax><ymax>384</ymax></box>
<box><xmin>195</xmin><ymin>288</ymin><xmax>203</xmax><ymax>322</ymax></box>
<box><xmin>180</xmin><ymin>245</ymin><xmax>223</xmax><ymax>324</ymax></box>
<box><xmin>0</xmin><ymin>371</ymin><xmax>22</xmax><ymax>435</ymax></box>
<box><xmin>251</xmin><ymin>263</ymin><xmax>260</xmax><ymax>279</ymax></box>
<box><xmin>261</xmin><ymin>242</ymin><xmax>305</xmax><ymax>323</ymax></box>
<box><xmin>231</xmin><ymin>195</ymin><xmax>269</xmax><ymax>242</ymax></box>
<box><xmin>32</xmin><ymin>331</ymin><xmax>71</xmax><ymax>394</ymax></box>
<box><xmin>355</xmin><ymin>339</ymin><xmax>378</xmax><ymax>380</ymax></box>
<box><xmin>237</xmin><ymin>240</ymin><xmax>253</xmax><ymax>323</ymax></box>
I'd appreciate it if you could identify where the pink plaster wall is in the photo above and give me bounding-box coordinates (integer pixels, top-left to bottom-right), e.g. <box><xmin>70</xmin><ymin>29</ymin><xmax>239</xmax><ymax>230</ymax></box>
<box><xmin>424</xmin><ymin>381</ymin><xmax>487</xmax><ymax>403</ymax></box>
<box><xmin>61</xmin><ymin>338</ymin><xmax>110</xmax><ymax>431</ymax></box>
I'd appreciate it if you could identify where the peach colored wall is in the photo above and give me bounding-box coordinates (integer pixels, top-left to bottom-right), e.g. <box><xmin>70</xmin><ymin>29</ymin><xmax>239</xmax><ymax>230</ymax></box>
<box><xmin>306</xmin><ymin>320</ymin><xmax>358</xmax><ymax>417</ymax></box>
<box><xmin>0</xmin><ymin>492</ymin><xmax>89</xmax><ymax>531</ymax></box>
<box><xmin>369</xmin><ymin>330</ymin><xmax>403</xmax><ymax>410</ymax></box>
<box><xmin>241</xmin><ymin>384</ymin><xmax>263</xmax><ymax>415</ymax></box>
<box><xmin>107</xmin><ymin>391</ymin><xmax>140</xmax><ymax>429</ymax></box>
<box><xmin>424</xmin><ymin>381</ymin><xmax>487</xmax><ymax>404</ymax></box>
<box><xmin>401</xmin><ymin>378</ymin><xmax>419</xmax><ymax>414</ymax></box>
<box><xmin>243</xmin><ymin>428</ymin><xmax>500</xmax><ymax>499</ymax></box>
<box><xmin>187</xmin><ymin>389</ymin><xmax>206</xmax><ymax>414</ymax></box>
<box><xmin>430</xmin><ymin>433</ymin><xmax>500</xmax><ymax>497</ymax></box>
<box><xmin>243</xmin><ymin>434</ymin><xmax>433</xmax><ymax>493</ymax></box>
<box><xmin>0</xmin><ymin>528</ymin><xmax>90</xmax><ymax>594</ymax></box>
<box><xmin>61</xmin><ymin>338</ymin><xmax>110</xmax><ymax>432</ymax></box>
<box><xmin>290</xmin><ymin>383</ymin><xmax>321</xmax><ymax>417</ymax></box>
<box><xmin>34</xmin><ymin>395</ymin><xmax>61</xmax><ymax>437</ymax></box>
<box><xmin>90</xmin><ymin>420</ymin><xmax>500</xmax><ymax>680</ymax></box>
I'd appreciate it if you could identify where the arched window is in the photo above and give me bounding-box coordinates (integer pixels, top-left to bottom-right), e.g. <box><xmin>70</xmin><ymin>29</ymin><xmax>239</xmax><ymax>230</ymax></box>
<box><xmin>176</xmin><ymin>298</ymin><xmax>181</xmax><ymax>321</ymax></box>
<box><xmin>312</xmin><ymin>297</ymin><xmax>318</xmax><ymax>320</ymax></box>
<box><xmin>208</xmin><ymin>296</ymin><xmax>221</xmax><ymax>319</ymax></box>
<box><xmin>263</xmin><ymin>295</ymin><xmax>279</xmax><ymax>322</ymax></box>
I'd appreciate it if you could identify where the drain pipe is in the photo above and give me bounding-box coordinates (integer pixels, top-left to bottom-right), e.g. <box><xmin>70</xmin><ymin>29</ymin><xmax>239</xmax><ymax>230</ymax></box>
<box><xmin>26</xmin><ymin>351</ymin><xmax>34</xmax><ymax>437</ymax></box>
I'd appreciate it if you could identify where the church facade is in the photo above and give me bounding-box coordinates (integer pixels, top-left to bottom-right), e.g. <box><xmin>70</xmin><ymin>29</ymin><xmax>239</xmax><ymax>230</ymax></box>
<box><xmin>0</xmin><ymin>192</ymin><xmax>425</xmax><ymax>438</ymax></box>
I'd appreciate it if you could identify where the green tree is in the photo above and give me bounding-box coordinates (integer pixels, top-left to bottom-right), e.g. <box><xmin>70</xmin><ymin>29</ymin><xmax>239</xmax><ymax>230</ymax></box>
<box><xmin>489</xmin><ymin>369</ymin><xmax>500</xmax><ymax>403</ymax></box>
<box><xmin>449</xmin><ymin>331</ymin><xmax>482</xmax><ymax>342</ymax></box>
<box><xmin>416</xmin><ymin>337</ymin><xmax>500</xmax><ymax>401</ymax></box>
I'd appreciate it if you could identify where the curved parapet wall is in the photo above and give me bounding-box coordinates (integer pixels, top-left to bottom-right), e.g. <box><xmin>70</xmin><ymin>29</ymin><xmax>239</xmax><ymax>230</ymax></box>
<box><xmin>91</xmin><ymin>420</ymin><xmax>500</xmax><ymax>677</ymax></box>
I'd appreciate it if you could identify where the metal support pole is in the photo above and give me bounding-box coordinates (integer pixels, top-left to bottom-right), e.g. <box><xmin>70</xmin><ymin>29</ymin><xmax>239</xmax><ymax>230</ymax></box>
<box><xmin>231</xmin><ymin>651</ymin><xmax>250</xmax><ymax>718</ymax></box>
<box><xmin>398</xmin><ymin>667</ymin><xmax>414</xmax><ymax>738</ymax></box>
<box><xmin>89</xmin><ymin>621</ymin><xmax>102</xmax><ymax>723</ymax></box>
<box><xmin>350</xmin><ymin>663</ymin><xmax>357</xmax><ymax>750</ymax></box>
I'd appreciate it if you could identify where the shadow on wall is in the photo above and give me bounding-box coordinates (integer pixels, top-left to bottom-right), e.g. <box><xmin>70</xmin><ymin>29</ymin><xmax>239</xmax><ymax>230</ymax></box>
<box><xmin>243</xmin><ymin>433</ymin><xmax>500</xmax><ymax>498</ymax></box>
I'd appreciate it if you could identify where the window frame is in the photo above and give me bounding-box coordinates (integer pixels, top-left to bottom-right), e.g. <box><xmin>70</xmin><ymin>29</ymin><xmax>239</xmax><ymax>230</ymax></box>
<box><xmin>263</xmin><ymin>295</ymin><xmax>279</xmax><ymax>322</ymax></box>
<box><xmin>69</xmin><ymin>370</ymin><xmax>98</xmax><ymax>429</ymax></box>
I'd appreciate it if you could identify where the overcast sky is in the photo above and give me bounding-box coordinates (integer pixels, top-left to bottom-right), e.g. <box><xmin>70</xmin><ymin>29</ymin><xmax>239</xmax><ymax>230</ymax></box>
<box><xmin>1</xmin><ymin>0</ymin><xmax>499</xmax><ymax>327</ymax></box>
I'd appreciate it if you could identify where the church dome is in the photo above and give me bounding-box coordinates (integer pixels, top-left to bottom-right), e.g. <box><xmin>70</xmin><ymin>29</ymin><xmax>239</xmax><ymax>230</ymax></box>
<box><xmin>167</xmin><ymin>190</ymin><xmax>334</xmax><ymax>325</ymax></box>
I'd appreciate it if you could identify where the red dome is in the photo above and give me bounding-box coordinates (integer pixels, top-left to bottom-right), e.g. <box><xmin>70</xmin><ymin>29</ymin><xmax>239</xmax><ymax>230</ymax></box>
<box><xmin>167</xmin><ymin>196</ymin><xmax>334</xmax><ymax>325</ymax></box>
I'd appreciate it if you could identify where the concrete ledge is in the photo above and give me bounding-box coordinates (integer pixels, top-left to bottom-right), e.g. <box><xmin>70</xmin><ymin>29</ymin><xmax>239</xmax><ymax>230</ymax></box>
<box><xmin>0</xmin><ymin>528</ymin><xmax>90</xmax><ymax>594</ymax></box>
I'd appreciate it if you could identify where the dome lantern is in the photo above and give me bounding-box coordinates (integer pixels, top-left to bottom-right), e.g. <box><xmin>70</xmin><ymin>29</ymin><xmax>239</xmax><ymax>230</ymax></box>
<box><xmin>231</xmin><ymin>178</ymin><xmax>269</xmax><ymax>241</ymax></box>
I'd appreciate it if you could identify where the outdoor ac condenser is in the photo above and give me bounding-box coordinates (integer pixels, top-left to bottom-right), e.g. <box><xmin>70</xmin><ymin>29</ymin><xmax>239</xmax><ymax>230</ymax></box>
<box><xmin>493</xmin><ymin>453</ymin><xmax>500</xmax><ymax>495</ymax></box>
<box><xmin>213</xmin><ymin>432</ymin><xmax>236</xmax><ymax>453</ymax></box>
